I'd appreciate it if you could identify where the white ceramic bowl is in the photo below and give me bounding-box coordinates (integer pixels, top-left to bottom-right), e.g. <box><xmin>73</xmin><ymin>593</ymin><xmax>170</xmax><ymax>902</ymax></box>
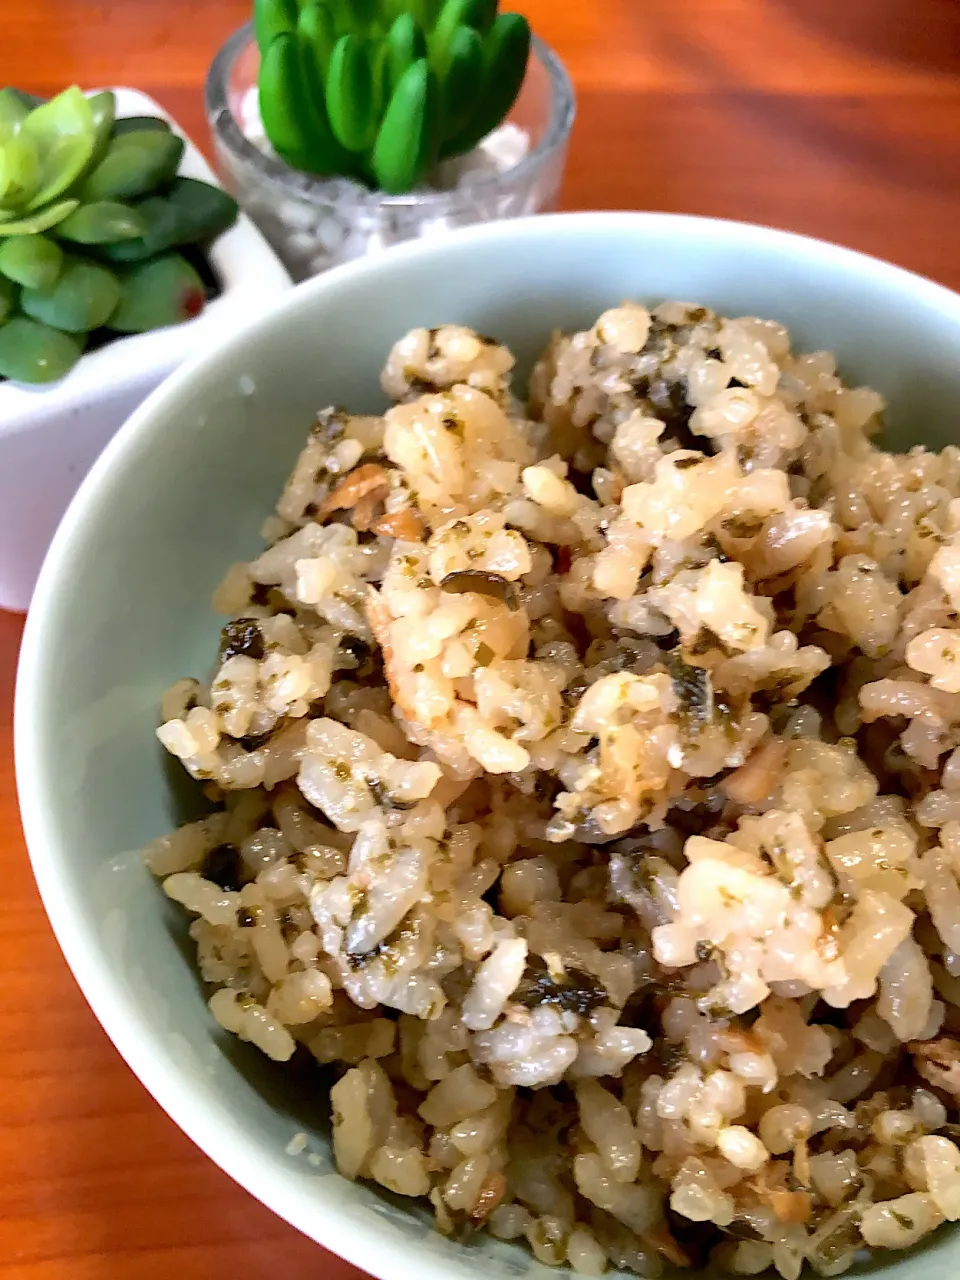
<box><xmin>0</xmin><ymin>87</ymin><xmax>291</xmax><ymax>613</ymax></box>
<box><xmin>16</xmin><ymin>213</ymin><xmax>960</xmax><ymax>1280</ymax></box>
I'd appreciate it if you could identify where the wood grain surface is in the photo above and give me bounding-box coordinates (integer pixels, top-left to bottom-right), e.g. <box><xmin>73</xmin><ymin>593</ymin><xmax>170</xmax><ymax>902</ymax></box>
<box><xmin>2</xmin><ymin>1</ymin><xmax>960</xmax><ymax>1275</ymax></box>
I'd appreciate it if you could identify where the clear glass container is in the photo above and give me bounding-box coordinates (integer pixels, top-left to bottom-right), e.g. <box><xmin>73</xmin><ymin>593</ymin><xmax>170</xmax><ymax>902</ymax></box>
<box><xmin>205</xmin><ymin>22</ymin><xmax>575</xmax><ymax>281</ymax></box>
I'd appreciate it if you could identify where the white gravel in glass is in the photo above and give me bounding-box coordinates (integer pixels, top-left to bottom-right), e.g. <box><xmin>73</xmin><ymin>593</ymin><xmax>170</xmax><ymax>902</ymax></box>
<box><xmin>234</xmin><ymin>87</ymin><xmax>534</xmax><ymax>278</ymax></box>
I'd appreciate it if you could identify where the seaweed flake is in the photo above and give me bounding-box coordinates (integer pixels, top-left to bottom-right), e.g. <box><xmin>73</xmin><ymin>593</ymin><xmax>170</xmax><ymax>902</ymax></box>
<box><xmin>201</xmin><ymin>843</ymin><xmax>243</xmax><ymax>892</ymax></box>
<box><xmin>440</xmin><ymin>570</ymin><xmax>520</xmax><ymax>610</ymax></box>
<box><xmin>219</xmin><ymin>618</ymin><xmax>265</xmax><ymax>663</ymax></box>
<box><xmin>513</xmin><ymin>956</ymin><xmax>608</xmax><ymax>1016</ymax></box>
<box><xmin>346</xmin><ymin>918</ymin><xmax>419</xmax><ymax>971</ymax></box>
<box><xmin>811</xmin><ymin>1213</ymin><xmax>863</xmax><ymax>1266</ymax></box>
<box><xmin>722</xmin><ymin>515</ymin><xmax>764</xmax><ymax>539</ymax></box>
<box><xmin>751</xmin><ymin>671</ymin><xmax>803</xmax><ymax>711</ymax></box>
<box><xmin>406</xmin><ymin>373</ymin><xmax>438</xmax><ymax>395</ymax></box>
<box><xmin>667</xmin><ymin>653</ymin><xmax>712</xmax><ymax>738</ymax></box>
<box><xmin>667</xmin><ymin>794</ymin><xmax>726</xmax><ymax>837</ymax></box>
<box><xmin>641</xmin><ymin>374</ymin><xmax>717</xmax><ymax>454</ymax></box>
<box><xmin>701</xmin><ymin>533</ymin><xmax>730</xmax><ymax>563</ymax></box>
<box><xmin>561</xmin><ymin>681</ymin><xmax>588</xmax><ymax>708</ymax></box>
<box><xmin>367</xmin><ymin>775</ymin><xmax>418</xmax><ymax>812</ymax></box>
<box><xmin>651</xmin><ymin>625</ymin><xmax>682</xmax><ymax>651</ymax></box>
<box><xmin>688</xmin><ymin>625</ymin><xmax>738</xmax><ymax>658</ymax></box>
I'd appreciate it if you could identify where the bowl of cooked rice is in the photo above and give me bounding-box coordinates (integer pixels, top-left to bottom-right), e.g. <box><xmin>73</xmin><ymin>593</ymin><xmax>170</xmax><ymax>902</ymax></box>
<box><xmin>16</xmin><ymin>212</ymin><xmax>960</xmax><ymax>1280</ymax></box>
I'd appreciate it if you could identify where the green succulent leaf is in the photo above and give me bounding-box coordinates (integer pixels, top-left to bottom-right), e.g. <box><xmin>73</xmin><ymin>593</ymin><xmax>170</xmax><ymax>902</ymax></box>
<box><xmin>0</xmin><ymin>88</ymin><xmax>29</xmax><ymax>146</ymax></box>
<box><xmin>93</xmin><ymin>195</ymin><xmax>179</xmax><ymax>262</ymax></box>
<box><xmin>323</xmin><ymin>0</ymin><xmax>377</xmax><ymax>33</ymax></box>
<box><xmin>111</xmin><ymin>115</ymin><xmax>172</xmax><ymax>137</ymax></box>
<box><xmin>0</xmin><ymin>198</ymin><xmax>79</xmax><ymax>236</ymax></box>
<box><xmin>403</xmin><ymin>0</ymin><xmax>445</xmax><ymax>31</ymax></box>
<box><xmin>86</xmin><ymin>90</ymin><xmax>117</xmax><ymax>167</ymax></box>
<box><xmin>0</xmin><ymin>234</ymin><xmax>63</xmax><ymax>289</ymax></box>
<box><xmin>434</xmin><ymin>23</ymin><xmax>484</xmax><ymax>140</ymax></box>
<box><xmin>20</xmin><ymin>254</ymin><xmax>121</xmax><ymax>332</ymax></box>
<box><xmin>474</xmin><ymin>0</ymin><xmax>499</xmax><ymax>32</ymax></box>
<box><xmin>21</xmin><ymin>86</ymin><xmax>97</xmax><ymax>210</ymax></box>
<box><xmin>440</xmin><ymin>10</ymin><xmax>529</xmax><ymax>158</ymax></box>
<box><xmin>160</xmin><ymin>177</ymin><xmax>238</xmax><ymax>244</ymax></box>
<box><xmin>372</xmin><ymin>57</ymin><xmax>435</xmax><ymax>194</ymax></box>
<box><xmin>8</xmin><ymin>90</ymin><xmax>48</xmax><ymax>112</ymax></box>
<box><xmin>259</xmin><ymin>33</ymin><xmax>320</xmax><ymax>169</ymax></box>
<box><xmin>259</xmin><ymin>31</ymin><xmax>354</xmax><ymax>175</ymax></box>
<box><xmin>351</xmin><ymin>0</ymin><xmax>380</xmax><ymax>32</ymax></box>
<box><xmin>0</xmin><ymin>315</ymin><xmax>83</xmax><ymax>383</ymax></box>
<box><xmin>97</xmin><ymin>178</ymin><xmax>238</xmax><ymax>262</ymax></box>
<box><xmin>298</xmin><ymin>2</ymin><xmax>337</xmax><ymax>97</ymax></box>
<box><xmin>431</xmin><ymin>0</ymin><xmax>491</xmax><ymax>55</ymax></box>
<box><xmin>384</xmin><ymin>13</ymin><xmax>427</xmax><ymax>98</ymax></box>
<box><xmin>254</xmin><ymin>0</ymin><xmax>299</xmax><ymax>52</ymax></box>
<box><xmin>326</xmin><ymin>34</ymin><xmax>377</xmax><ymax>154</ymax></box>
<box><xmin>79</xmin><ymin>130</ymin><xmax>185</xmax><ymax>201</ymax></box>
<box><xmin>56</xmin><ymin>199</ymin><xmax>145</xmax><ymax>244</ymax></box>
<box><xmin>0</xmin><ymin>273</ymin><xmax>17</xmax><ymax>323</ymax></box>
<box><xmin>0</xmin><ymin>133</ymin><xmax>41</xmax><ymax>207</ymax></box>
<box><xmin>109</xmin><ymin>253</ymin><xmax>206</xmax><ymax>332</ymax></box>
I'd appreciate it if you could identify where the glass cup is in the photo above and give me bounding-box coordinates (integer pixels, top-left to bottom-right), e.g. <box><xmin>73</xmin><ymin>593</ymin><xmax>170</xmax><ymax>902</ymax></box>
<box><xmin>205</xmin><ymin>22</ymin><xmax>576</xmax><ymax>281</ymax></box>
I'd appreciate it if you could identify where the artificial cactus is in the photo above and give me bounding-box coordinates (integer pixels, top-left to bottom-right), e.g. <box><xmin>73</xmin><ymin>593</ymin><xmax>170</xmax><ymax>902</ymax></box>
<box><xmin>0</xmin><ymin>86</ymin><xmax>239</xmax><ymax>384</ymax></box>
<box><xmin>255</xmin><ymin>0</ymin><xmax>531</xmax><ymax>194</ymax></box>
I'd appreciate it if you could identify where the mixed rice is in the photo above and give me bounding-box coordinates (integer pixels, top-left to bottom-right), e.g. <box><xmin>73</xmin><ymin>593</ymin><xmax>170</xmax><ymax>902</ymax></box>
<box><xmin>148</xmin><ymin>302</ymin><xmax>960</xmax><ymax>1276</ymax></box>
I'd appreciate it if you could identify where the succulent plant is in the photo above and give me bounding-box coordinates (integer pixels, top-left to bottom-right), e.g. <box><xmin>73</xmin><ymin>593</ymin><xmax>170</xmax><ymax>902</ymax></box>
<box><xmin>254</xmin><ymin>0</ymin><xmax>531</xmax><ymax>194</ymax></box>
<box><xmin>0</xmin><ymin>86</ymin><xmax>238</xmax><ymax>384</ymax></box>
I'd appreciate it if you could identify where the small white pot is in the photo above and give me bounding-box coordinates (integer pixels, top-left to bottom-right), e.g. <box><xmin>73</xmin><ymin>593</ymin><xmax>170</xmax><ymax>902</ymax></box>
<box><xmin>0</xmin><ymin>87</ymin><xmax>292</xmax><ymax>613</ymax></box>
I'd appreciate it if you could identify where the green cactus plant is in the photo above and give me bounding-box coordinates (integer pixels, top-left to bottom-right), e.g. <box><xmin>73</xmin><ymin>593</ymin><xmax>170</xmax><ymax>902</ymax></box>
<box><xmin>254</xmin><ymin>0</ymin><xmax>531</xmax><ymax>194</ymax></box>
<box><xmin>0</xmin><ymin>86</ymin><xmax>239</xmax><ymax>384</ymax></box>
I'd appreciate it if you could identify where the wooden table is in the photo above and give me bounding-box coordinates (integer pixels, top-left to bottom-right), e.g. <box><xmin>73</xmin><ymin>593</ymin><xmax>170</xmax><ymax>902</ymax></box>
<box><xmin>2</xmin><ymin>0</ymin><xmax>960</xmax><ymax>1274</ymax></box>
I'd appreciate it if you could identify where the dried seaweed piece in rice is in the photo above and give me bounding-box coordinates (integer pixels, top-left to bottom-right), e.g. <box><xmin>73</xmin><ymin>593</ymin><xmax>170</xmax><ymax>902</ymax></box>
<box><xmin>440</xmin><ymin>569</ymin><xmax>520</xmax><ymax>611</ymax></box>
<box><xmin>513</xmin><ymin>955</ymin><xmax>609</xmax><ymax>1017</ymax></box>
<box><xmin>666</xmin><ymin>652</ymin><xmax>713</xmax><ymax>739</ymax></box>
<box><xmin>218</xmin><ymin>617</ymin><xmax>264</xmax><ymax>662</ymax></box>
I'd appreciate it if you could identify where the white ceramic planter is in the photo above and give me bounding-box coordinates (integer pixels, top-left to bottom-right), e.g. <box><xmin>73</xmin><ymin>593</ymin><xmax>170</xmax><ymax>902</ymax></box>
<box><xmin>0</xmin><ymin>87</ymin><xmax>291</xmax><ymax>613</ymax></box>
